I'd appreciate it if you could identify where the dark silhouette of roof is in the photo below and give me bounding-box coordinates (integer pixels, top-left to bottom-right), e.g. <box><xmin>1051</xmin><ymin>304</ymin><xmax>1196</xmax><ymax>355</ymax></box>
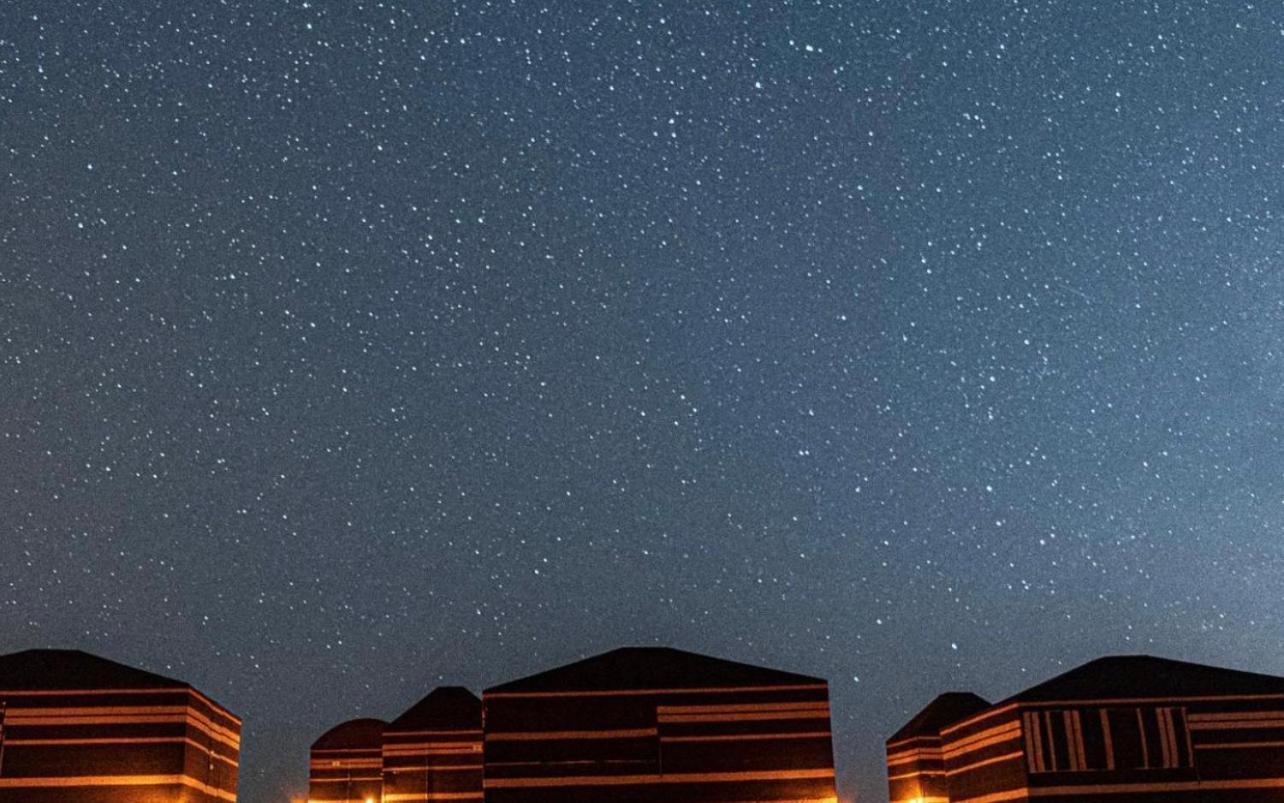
<box><xmin>0</xmin><ymin>648</ymin><xmax>187</xmax><ymax>691</ymax></box>
<box><xmin>312</xmin><ymin>718</ymin><xmax>386</xmax><ymax>750</ymax></box>
<box><xmin>888</xmin><ymin>692</ymin><xmax>992</xmax><ymax>744</ymax></box>
<box><xmin>1006</xmin><ymin>655</ymin><xmax>1284</xmax><ymax>703</ymax></box>
<box><xmin>486</xmin><ymin>647</ymin><xmax>825</xmax><ymax>695</ymax></box>
<box><xmin>388</xmin><ymin>686</ymin><xmax>481</xmax><ymax>731</ymax></box>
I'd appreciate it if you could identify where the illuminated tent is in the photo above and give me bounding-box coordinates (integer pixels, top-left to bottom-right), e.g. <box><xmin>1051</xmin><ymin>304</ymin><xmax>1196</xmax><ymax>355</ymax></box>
<box><xmin>0</xmin><ymin>648</ymin><xmax>240</xmax><ymax>802</ymax></box>
<box><xmin>382</xmin><ymin>687</ymin><xmax>482</xmax><ymax>803</ymax></box>
<box><xmin>482</xmin><ymin>646</ymin><xmax>838</xmax><ymax>803</ymax></box>
<box><xmin>885</xmin><ymin>692</ymin><xmax>990</xmax><ymax>803</ymax></box>
<box><xmin>309</xmin><ymin>718</ymin><xmax>385</xmax><ymax>803</ymax></box>
<box><xmin>887</xmin><ymin>654</ymin><xmax>1284</xmax><ymax>803</ymax></box>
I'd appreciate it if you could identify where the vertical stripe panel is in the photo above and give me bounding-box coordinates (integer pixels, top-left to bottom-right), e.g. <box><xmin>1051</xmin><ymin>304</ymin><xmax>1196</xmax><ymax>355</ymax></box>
<box><xmin>1135</xmin><ymin>708</ymin><xmax>1150</xmax><ymax>769</ymax></box>
<box><xmin>1180</xmin><ymin>708</ymin><xmax>1194</xmax><ymax>768</ymax></box>
<box><xmin>1099</xmin><ymin>709</ymin><xmax>1114</xmax><ymax>771</ymax></box>
<box><xmin>1023</xmin><ymin>712</ymin><xmax>1038</xmax><ymax>773</ymax></box>
<box><xmin>1045</xmin><ymin>712</ymin><xmax>1060</xmax><ymax>772</ymax></box>
<box><xmin>1061</xmin><ymin>711</ymin><xmax>1077</xmax><ymax>771</ymax></box>
<box><xmin>1072</xmin><ymin>710</ymin><xmax>1087</xmax><ymax>771</ymax></box>
<box><xmin>1158</xmin><ymin>708</ymin><xmax>1172</xmax><ymax>768</ymax></box>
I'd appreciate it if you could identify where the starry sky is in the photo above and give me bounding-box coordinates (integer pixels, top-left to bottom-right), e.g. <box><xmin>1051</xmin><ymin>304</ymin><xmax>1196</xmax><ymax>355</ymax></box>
<box><xmin>2</xmin><ymin>1</ymin><xmax>1284</xmax><ymax>801</ymax></box>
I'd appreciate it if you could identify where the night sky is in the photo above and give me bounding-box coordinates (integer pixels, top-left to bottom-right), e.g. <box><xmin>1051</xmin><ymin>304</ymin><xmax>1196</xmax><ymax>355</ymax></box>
<box><xmin>3</xmin><ymin>1</ymin><xmax>1283</xmax><ymax>801</ymax></box>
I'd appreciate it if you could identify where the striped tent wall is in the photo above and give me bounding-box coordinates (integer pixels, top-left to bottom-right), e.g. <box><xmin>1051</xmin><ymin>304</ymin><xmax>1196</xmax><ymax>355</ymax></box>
<box><xmin>891</xmin><ymin>697</ymin><xmax>1284</xmax><ymax>802</ymax></box>
<box><xmin>483</xmin><ymin>682</ymin><xmax>838</xmax><ymax>803</ymax></box>
<box><xmin>887</xmin><ymin>657</ymin><xmax>1284</xmax><ymax>803</ymax></box>
<box><xmin>885</xmin><ymin>692</ymin><xmax>992</xmax><ymax>803</ymax></box>
<box><xmin>937</xmin><ymin>705</ymin><xmax>1027</xmax><ymax>803</ymax></box>
<box><xmin>382</xmin><ymin>725</ymin><xmax>483</xmax><ymax>803</ymax></box>
<box><xmin>0</xmin><ymin>686</ymin><xmax>240</xmax><ymax>802</ymax></box>
<box><xmin>1188</xmin><ymin>702</ymin><xmax>1284</xmax><ymax>783</ymax></box>
<box><xmin>309</xmin><ymin>719</ymin><xmax>384</xmax><ymax>803</ymax></box>
<box><xmin>886</xmin><ymin>734</ymin><xmax>949</xmax><ymax>803</ymax></box>
<box><xmin>381</xmin><ymin>689</ymin><xmax>483</xmax><ymax>803</ymax></box>
<box><xmin>1017</xmin><ymin>695</ymin><xmax>1284</xmax><ymax>802</ymax></box>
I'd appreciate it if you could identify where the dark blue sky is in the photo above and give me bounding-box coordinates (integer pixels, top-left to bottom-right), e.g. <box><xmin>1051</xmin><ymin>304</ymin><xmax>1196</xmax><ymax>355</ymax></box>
<box><xmin>3</xmin><ymin>2</ymin><xmax>1283</xmax><ymax>801</ymax></box>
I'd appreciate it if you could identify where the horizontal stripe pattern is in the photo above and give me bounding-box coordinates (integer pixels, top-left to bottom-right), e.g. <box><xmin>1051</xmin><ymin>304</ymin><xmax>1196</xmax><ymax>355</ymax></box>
<box><xmin>0</xmin><ymin>686</ymin><xmax>239</xmax><ymax>803</ymax></box>
<box><xmin>382</xmin><ymin>726</ymin><xmax>482</xmax><ymax>802</ymax></box>
<box><xmin>891</xmin><ymin>694</ymin><xmax>1284</xmax><ymax>802</ymax></box>
<box><xmin>310</xmin><ymin>721</ymin><xmax>385</xmax><ymax>803</ymax></box>
<box><xmin>485</xmin><ymin>681</ymin><xmax>836</xmax><ymax>803</ymax></box>
<box><xmin>484</xmin><ymin>768</ymin><xmax>836</xmax><ymax>787</ymax></box>
<box><xmin>0</xmin><ymin>773</ymin><xmax>236</xmax><ymax>801</ymax></box>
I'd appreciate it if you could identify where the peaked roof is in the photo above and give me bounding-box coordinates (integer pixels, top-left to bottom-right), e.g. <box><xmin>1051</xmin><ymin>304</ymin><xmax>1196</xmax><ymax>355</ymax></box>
<box><xmin>888</xmin><ymin>692</ymin><xmax>991</xmax><ymax>744</ymax></box>
<box><xmin>0</xmin><ymin>649</ymin><xmax>187</xmax><ymax>692</ymax></box>
<box><xmin>312</xmin><ymin>718</ymin><xmax>386</xmax><ymax>750</ymax></box>
<box><xmin>486</xmin><ymin>647</ymin><xmax>825</xmax><ymax>695</ymax></box>
<box><xmin>1006</xmin><ymin>655</ymin><xmax>1284</xmax><ymax>703</ymax></box>
<box><xmin>388</xmin><ymin>686</ymin><xmax>481</xmax><ymax>731</ymax></box>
